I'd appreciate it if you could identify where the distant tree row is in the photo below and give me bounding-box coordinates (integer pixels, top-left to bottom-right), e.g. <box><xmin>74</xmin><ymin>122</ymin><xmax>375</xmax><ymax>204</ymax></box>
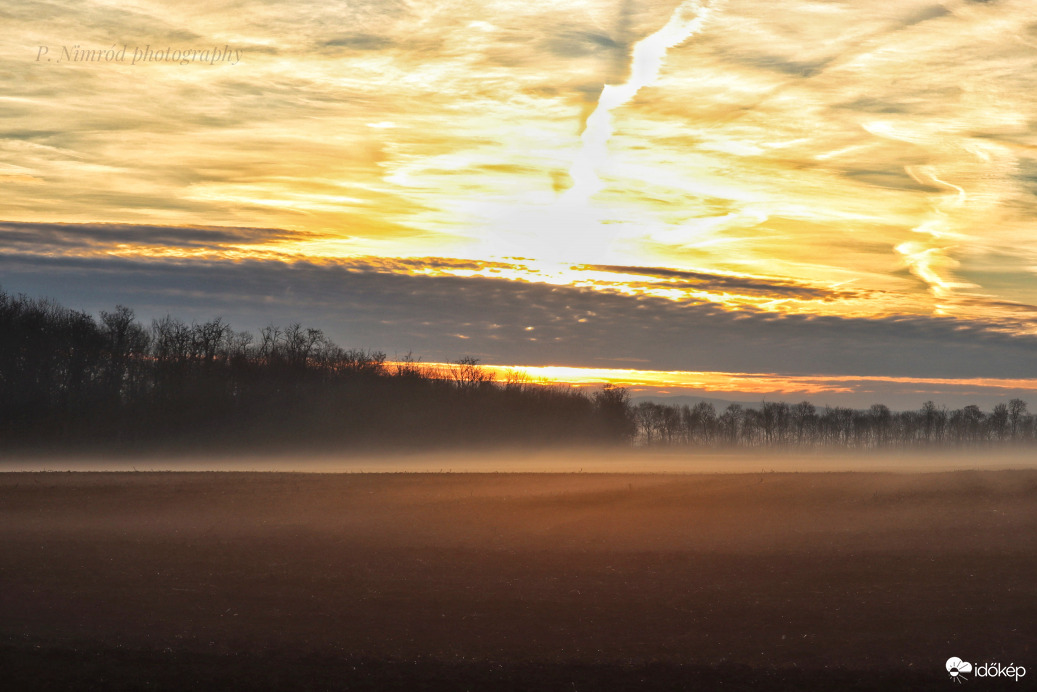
<box><xmin>0</xmin><ymin>290</ymin><xmax>633</xmax><ymax>453</ymax></box>
<box><xmin>631</xmin><ymin>399</ymin><xmax>1037</xmax><ymax>449</ymax></box>
<box><xmin>4</xmin><ymin>288</ymin><xmax>1035</xmax><ymax>454</ymax></box>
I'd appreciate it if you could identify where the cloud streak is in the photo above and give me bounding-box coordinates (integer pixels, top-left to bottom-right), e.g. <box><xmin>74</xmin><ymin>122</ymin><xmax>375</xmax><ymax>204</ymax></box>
<box><xmin>564</xmin><ymin>0</ymin><xmax>719</xmax><ymax>202</ymax></box>
<box><xmin>582</xmin><ymin>263</ymin><xmax>857</xmax><ymax>300</ymax></box>
<box><xmin>0</xmin><ymin>220</ymin><xmax>307</xmax><ymax>253</ymax></box>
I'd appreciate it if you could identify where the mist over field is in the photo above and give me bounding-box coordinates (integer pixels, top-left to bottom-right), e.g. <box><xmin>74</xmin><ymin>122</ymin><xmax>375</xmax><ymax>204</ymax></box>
<box><xmin>6</xmin><ymin>448</ymin><xmax>1037</xmax><ymax>474</ymax></box>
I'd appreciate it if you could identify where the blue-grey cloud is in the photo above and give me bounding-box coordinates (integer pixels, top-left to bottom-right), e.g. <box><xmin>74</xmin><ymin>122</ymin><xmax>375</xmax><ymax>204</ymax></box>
<box><xmin>583</xmin><ymin>264</ymin><xmax>859</xmax><ymax>300</ymax></box>
<box><xmin>2</xmin><ymin>253</ymin><xmax>1036</xmax><ymax>381</ymax></box>
<box><xmin>321</xmin><ymin>33</ymin><xmax>394</xmax><ymax>51</ymax></box>
<box><xmin>542</xmin><ymin>30</ymin><xmax>623</xmax><ymax>58</ymax></box>
<box><xmin>727</xmin><ymin>52</ymin><xmax>832</xmax><ymax>78</ymax></box>
<box><xmin>0</xmin><ymin>220</ymin><xmax>306</xmax><ymax>252</ymax></box>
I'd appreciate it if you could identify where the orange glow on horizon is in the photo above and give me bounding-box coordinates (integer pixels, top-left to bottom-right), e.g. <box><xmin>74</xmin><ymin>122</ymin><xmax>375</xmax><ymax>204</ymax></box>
<box><xmin>389</xmin><ymin>361</ymin><xmax>1037</xmax><ymax>398</ymax></box>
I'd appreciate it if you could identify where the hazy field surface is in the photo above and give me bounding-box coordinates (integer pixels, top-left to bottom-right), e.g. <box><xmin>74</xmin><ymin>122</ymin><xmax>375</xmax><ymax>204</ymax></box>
<box><xmin>5</xmin><ymin>447</ymin><xmax>1037</xmax><ymax>473</ymax></box>
<box><xmin>1</xmin><ymin>464</ymin><xmax>1034</xmax><ymax>690</ymax></box>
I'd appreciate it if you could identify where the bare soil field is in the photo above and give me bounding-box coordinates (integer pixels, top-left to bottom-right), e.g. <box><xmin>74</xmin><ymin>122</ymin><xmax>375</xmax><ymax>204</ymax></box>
<box><xmin>1</xmin><ymin>468</ymin><xmax>1034</xmax><ymax>690</ymax></box>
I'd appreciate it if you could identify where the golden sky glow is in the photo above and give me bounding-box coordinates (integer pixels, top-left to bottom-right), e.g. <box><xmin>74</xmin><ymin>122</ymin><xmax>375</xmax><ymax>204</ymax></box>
<box><xmin>404</xmin><ymin>361</ymin><xmax>1037</xmax><ymax>408</ymax></box>
<box><xmin>4</xmin><ymin>0</ymin><xmax>1037</xmax><ymax>406</ymax></box>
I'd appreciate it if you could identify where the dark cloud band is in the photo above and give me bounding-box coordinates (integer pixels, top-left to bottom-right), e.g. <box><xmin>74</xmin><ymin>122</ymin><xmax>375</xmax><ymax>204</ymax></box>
<box><xmin>1</xmin><ymin>252</ymin><xmax>1035</xmax><ymax>381</ymax></box>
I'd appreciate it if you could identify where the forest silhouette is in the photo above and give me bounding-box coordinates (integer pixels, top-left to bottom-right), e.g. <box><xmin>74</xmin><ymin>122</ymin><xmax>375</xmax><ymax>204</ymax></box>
<box><xmin>1</xmin><ymin>288</ymin><xmax>1033</xmax><ymax>453</ymax></box>
<box><xmin>0</xmin><ymin>289</ymin><xmax>632</xmax><ymax>453</ymax></box>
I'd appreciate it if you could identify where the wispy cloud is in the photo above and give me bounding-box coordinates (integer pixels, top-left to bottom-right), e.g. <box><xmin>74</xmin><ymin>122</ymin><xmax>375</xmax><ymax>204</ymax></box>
<box><xmin>582</xmin><ymin>264</ymin><xmax>858</xmax><ymax>300</ymax></box>
<box><xmin>0</xmin><ymin>220</ymin><xmax>306</xmax><ymax>253</ymax></box>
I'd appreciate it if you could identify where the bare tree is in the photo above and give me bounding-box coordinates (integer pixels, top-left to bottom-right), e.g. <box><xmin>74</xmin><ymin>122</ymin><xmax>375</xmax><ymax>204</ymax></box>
<box><xmin>1008</xmin><ymin>399</ymin><xmax>1028</xmax><ymax>441</ymax></box>
<box><xmin>452</xmin><ymin>356</ymin><xmax>491</xmax><ymax>391</ymax></box>
<box><xmin>791</xmin><ymin>401</ymin><xmax>816</xmax><ymax>446</ymax></box>
<box><xmin>989</xmin><ymin>403</ymin><xmax>1010</xmax><ymax>441</ymax></box>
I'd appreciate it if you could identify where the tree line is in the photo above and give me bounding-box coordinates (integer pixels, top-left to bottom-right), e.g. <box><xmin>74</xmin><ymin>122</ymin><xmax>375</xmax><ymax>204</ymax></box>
<box><xmin>631</xmin><ymin>398</ymin><xmax>1036</xmax><ymax>449</ymax></box>
<box><xmin>3</xmin><ymin>288</ymin><xmax>1034</xmax><ymax>454</ymax></box>
<box><xmin>0</xmin><ymin>290</ymin><xmax>633</xmax><ymax>453</ymax></box>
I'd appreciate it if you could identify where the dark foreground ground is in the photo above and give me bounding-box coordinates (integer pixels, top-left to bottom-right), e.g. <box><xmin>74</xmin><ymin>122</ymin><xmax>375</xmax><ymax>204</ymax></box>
<box><xmin>1</xmin><ymin>467</ymin><xmax>1034</xmax><ymax>690</ymax></box>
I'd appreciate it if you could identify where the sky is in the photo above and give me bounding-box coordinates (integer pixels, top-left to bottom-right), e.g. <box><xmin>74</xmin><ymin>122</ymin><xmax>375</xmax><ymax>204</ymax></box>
<box><xmin>4</xmin><ymin>0</ymin><xmax>1037</xmax><ymax>409</ymax></box>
